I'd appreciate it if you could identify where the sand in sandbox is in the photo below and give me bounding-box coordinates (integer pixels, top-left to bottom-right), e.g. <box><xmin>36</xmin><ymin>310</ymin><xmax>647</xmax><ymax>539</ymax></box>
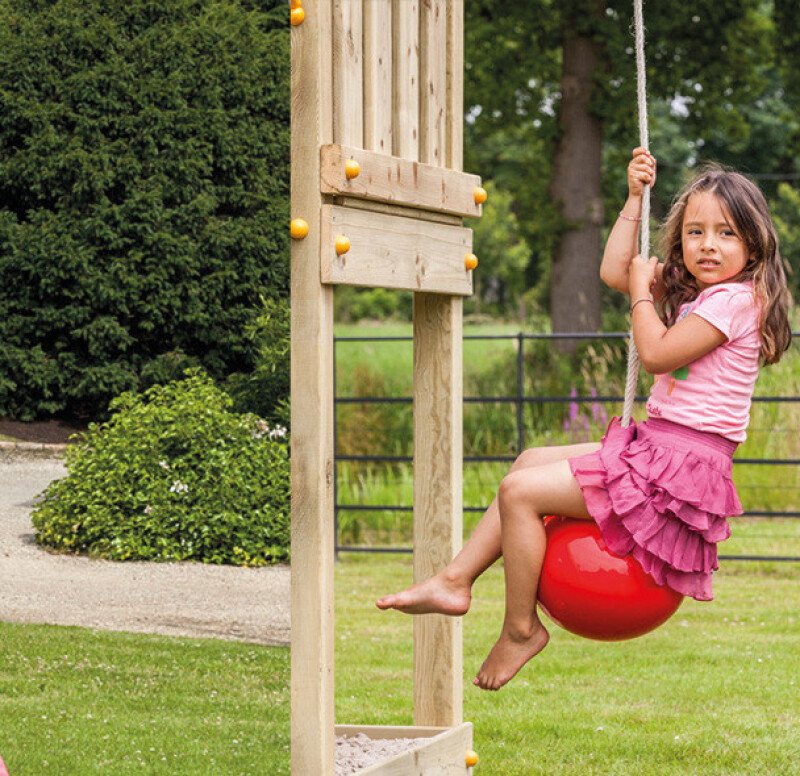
<box><xmin>335</xmin><ymin>733</ymin><xmax>434</xmax><ymax>775</ymax></box>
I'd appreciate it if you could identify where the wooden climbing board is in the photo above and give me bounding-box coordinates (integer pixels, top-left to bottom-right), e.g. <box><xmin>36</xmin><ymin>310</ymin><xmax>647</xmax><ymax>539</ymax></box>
<box><xmin>290</xmin><ymin>1</ymin><xmax>482</xmax><ymax>773</ymax></box>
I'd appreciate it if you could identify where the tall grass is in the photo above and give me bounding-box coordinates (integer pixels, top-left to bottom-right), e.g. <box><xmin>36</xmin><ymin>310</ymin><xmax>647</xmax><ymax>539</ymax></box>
<box><xmin>334</xmin><ymin>322</ymin><xmax>800</xmax><ymax>555</ymax></box>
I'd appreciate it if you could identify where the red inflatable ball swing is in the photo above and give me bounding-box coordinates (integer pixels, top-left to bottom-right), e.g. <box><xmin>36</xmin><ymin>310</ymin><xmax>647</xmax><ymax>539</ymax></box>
<box><xmin>536</xmin><ymin>516</ymin><xmax>684</xmax><ymax>641</ymax></box>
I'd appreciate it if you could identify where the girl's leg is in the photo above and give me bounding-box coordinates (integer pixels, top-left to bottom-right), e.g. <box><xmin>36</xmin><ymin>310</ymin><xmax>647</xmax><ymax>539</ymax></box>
<box><xmin>474</xmin><ymin>458</ymin><xmax>593</xmax><ymax>690</ymax></box>
<box><xmin>375</xmin><ymin>441</ymin><xmax>600</xmax><ymax>614</ymax></box>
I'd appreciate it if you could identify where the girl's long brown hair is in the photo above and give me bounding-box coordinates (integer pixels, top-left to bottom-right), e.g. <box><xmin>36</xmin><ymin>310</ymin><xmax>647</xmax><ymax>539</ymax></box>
<box><xmin>658</xmin><ymin>164</ymin><xmax>793</xmax><ymax>365</ymax></box>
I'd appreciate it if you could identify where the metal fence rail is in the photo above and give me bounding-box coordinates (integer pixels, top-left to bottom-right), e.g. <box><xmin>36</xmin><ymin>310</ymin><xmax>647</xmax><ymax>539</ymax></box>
<box><xmin>334</xmin><ymin>331</ymin><xmax>800</xmax><ymax>562</ymax></box>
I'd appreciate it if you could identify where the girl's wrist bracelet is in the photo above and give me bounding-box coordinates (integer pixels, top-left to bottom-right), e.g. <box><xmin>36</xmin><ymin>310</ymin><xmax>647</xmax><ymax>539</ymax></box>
<box><xmin>631</xmin><ymin>295</ymin><xmax>654</xmax><ymax>313</ymax></box>
<box><xmin>618</xmin><ymin>211</ymin><xmax>642</xmax><ymax>222</ymax></box>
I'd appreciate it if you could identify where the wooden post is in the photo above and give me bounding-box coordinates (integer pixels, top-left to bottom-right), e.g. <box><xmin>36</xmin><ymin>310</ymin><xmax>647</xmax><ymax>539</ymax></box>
<box><xmin>412</xmin><ymin>0</ymin><xmax>464</xmax><ymax>729</ymax></box>
<box><xmin>290</xmin><ymin>1</ymin><xmax>336</xmax><ymax>773</ymax></box>
<box><xmin>413</xmin><ymin>293</ymin><xmax>464</xmax><ymax>727</ymax></box>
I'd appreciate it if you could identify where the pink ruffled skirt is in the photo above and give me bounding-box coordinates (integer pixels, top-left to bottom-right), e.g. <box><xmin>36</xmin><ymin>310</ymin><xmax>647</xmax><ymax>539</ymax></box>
<box><xmin>568</xmin><ymin>416</ymin><xmax>742</xmax><ymax>601</ymax></box>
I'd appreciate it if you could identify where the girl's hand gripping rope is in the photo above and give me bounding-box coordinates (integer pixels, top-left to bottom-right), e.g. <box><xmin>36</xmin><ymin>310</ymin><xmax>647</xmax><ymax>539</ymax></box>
<box><xmin>629</xmin><ymin>253</ymin><xmax>659</xmax><ymax>300</ymax></box>
<box><xmin>628</xmin><ymin>147</ymin><xmax>657</xmax><ymax>197</ymax></box>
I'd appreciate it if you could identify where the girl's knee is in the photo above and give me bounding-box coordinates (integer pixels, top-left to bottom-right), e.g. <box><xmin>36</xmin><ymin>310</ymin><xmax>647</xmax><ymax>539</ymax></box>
<box><xmin>497</xmin><ymin>471</ymin><xmax>531</xmax><ymax>513</ymax></box>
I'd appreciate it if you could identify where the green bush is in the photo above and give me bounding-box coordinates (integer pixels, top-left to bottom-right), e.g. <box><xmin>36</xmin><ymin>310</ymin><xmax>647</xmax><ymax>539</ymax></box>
<box><xmin>0</xmin><ymin>0</ymin><xmax>289</xmax><ymax>422</ymax></box>
<box><xmin>31</xmin><ymin>368</ymin><xmax>289</xmax><ymax>566</ymax></box>
<box><xmin>224</xmin><ymin>294</ymin><xmax>289</xmax><ymax>427</ymax></box>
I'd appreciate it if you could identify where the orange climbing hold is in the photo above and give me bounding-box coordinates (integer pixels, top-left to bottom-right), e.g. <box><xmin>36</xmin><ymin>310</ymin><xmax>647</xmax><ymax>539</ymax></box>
<box><xmin>345</xmin><ymin>159</ymin><xmax>360</xmax><ymax>179</ymax></box>
<box><xmin>290</xmin><ymin>219</ymin><xmax>309</xmax><ymax>239</ymax></box>
<box><xmin>335</xmin><ymin>235</ymin><xmax>351</xmax><ymax>256</ymax></box>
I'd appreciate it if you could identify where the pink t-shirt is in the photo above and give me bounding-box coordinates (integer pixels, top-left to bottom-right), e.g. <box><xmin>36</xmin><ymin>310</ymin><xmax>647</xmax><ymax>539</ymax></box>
<box><xmin>646</xmin><ymin>281</ymin><xmax>761</xmax><ymax>443</ymax></box>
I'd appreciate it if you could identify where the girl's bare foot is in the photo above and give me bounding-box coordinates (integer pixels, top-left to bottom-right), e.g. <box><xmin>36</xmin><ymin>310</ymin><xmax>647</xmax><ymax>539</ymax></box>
<box><xmin>375</xmin><ymin>571</ymin><xmax>471</xmax><ymax>616</ymax></box>
<box><xmin>473</xmin><ymin>619</ymin><xmax>550</xmax><ymax>691</ymax></box>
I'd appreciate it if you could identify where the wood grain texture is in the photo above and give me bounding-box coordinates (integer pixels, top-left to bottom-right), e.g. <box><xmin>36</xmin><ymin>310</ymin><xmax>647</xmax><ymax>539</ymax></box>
<box><xmin>333</xmin><ymin>0</ymin><xmax>363</xmax><ymax>147</ymax></box>
<box><xmin>290</xmin><ymin>1</ymin><xmax>336</xmax><ymax>773</ymax></box>
<box><xmin>392</xmin><ymin>0</ymin><xmax>419</xmax><ymax>160</ymax></box>
<box><xmin>320</xmin><ymin>143</ymin><xmax>482</xmax><ymax>218</ymax></box>
<box><xmin>413</xmin><ymin>292</ymin><xmax>464</xmax><ymax>727</ymax></box>
<box><xmin>412</xmin><ymin>0</ymin><xmax>466</xmax><ymax>730</ymax></box>
<box><xmin>363</xmin><ymin>0</ymin><xmax>393</xmax><ymax>154</ymax></box>
<box><xmin>320</xmin><ymin>204</ymin><xmax>473</xmax><ymax>295</ymax></box>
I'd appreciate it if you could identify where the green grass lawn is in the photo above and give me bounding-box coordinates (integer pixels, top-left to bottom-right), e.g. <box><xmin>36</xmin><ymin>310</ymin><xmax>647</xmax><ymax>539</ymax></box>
<box><xmin>2</xmin><ymin>555</ymin><xmax>798</xmax><ymax>775</ymax></box>
<box><xmin>337</xmin><ymin>555</ymin><xmax>799</xmax><ymax>776</ymax></box>
<box><xmin>0</xmin><ymin>624</ymin><xmax>289</xmax><ymax>775</ymax></box>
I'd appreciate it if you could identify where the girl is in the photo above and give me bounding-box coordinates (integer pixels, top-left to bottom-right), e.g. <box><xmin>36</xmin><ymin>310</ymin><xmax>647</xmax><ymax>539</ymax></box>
<box><xmin>376</xmin><ymin>148</ymin><xmax>793</xmax><ymax>691</ymax></box>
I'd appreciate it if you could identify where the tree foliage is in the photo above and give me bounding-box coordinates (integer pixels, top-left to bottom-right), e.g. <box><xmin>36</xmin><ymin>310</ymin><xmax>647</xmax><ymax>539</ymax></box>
<box><xmin>464</xmin><ymin>1</ymin><xmax>794</xmax><ymax>326</ymax></box>
<box><xmin>0</xmin><ymin>0</ymin><xmax>289</xmax><ymax>421</ymax></box>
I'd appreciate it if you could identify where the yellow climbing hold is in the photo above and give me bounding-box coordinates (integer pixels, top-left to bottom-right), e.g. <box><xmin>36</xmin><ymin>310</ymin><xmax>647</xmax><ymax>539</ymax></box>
<box><xmin>335</xmin><ymin>235</ymin><xmax>351</xmax><ymax>256</ymax></box>
<box><xmin>465</xmin><ymin>253</ymin><xmax>478</xmax><ymax>271</ymax></box>
<box><xmin>345</xmin><ymin>158</ymin><xmax>360</xmax><ymax>179</ymax></box>
<box><xmin>290</xmin><ymin>219</ymin><xmax>309</xmax><ymax>239</ymax></box>
<box><xmin>474</xmin><ymin>186</ymin><xmax>487</xmax><ymax>205</ymax></box>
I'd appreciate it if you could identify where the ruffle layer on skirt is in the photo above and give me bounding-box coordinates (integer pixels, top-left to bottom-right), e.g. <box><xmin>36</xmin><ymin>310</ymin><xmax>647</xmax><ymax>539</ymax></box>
<box><xmin>568</xmin><ymin>417</ymin><xmax>743</xmax><ymax>601</ymax></box>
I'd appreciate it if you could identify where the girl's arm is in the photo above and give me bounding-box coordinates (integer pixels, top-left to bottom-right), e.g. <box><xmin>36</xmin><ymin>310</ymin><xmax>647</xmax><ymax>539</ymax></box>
<box><xmin>629</xmin><ymin>256</ymin><xmax>726</xmax><ymax>374</ymax></box>
<box><xmin>600</xmin><ymin>195</ymin><xmax>643</xmax><ymax>294</ymax></box>
<box><xmin>600</xmin><ymin>148</ymin><xmax>660</xmax><ymax>296</ymax></box>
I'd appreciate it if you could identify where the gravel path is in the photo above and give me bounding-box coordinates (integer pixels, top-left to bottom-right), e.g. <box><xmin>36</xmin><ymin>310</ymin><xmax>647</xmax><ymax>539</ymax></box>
<box><xmin>0</xmin><ymin>451</ymin><xmax>290</xmax><ymax>647</ymax></box>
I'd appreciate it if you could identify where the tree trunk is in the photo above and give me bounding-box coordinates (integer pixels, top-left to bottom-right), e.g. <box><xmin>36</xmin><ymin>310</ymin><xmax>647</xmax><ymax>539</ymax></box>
<box><xmin>548</xmin><ymin>19</ymin><xmax>604</xmax><ymax>352</ymax></box>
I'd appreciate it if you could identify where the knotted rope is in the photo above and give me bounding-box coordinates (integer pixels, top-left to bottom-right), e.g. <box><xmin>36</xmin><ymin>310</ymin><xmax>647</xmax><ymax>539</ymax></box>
<box><xmin>621</xmin><ymin>0</ymin><xmax>649</xmax><ymax>428</ymax></box>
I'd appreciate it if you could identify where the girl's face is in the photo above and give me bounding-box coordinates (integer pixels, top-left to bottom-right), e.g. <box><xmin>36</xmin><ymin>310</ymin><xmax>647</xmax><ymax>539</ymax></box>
<box><xmin>681</xmin><ymin>192</ymin><xmax>749</xmax><ymax>290</ymax></box>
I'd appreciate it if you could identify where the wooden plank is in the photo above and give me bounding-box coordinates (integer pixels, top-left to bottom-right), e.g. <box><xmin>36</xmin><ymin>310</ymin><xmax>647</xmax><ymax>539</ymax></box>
<box><xmin>393</xmin><ymin>0</ymin><xmax>419</xmax><ymax>159</ymax></box>
<box><xmin>412</xmin><ymin>0</ymin><xmax>465</xmax><ymax>732</ymax></box>
<box><xmin>320</xmin><ymin>143</ymin><xmax>482</xmax><ymax>218</ymax></box>
<box><xmin>333</xmin><ymin>0</ymin><xmax>363</xmax><ymax>147</ymax></box>
<box><xmin>335</xmin><ymin>723</ymin><xmax>473</xmax><ymax>776</ymax></box>
<box><xmin>320</xmin><ymin>205</ymin><xmax>473</xmax><ymax>295</ymax></box>
<box><xmin>290</xmin><ymin>1</ymin><xmax>336</xmax><ymax>774</ymax></box>
<box><xmin>333</xmin><ymin>196</ymin><xmax>463</xmax><ymax>227</ymax></box>
<box><xmin>445</xmin><ymin>0</ymin><xmax>464</xmax><ymax>170</ymax></box>
<box><xmin>413</xmin><ymin>292</ymin><xmax>464</xmax><ymax>727</ymax></box>
<box><xmin>363</xmin><ymin>0</ymin><xmax>392</xmax><ymax>154</ymax></box>
<box><xmin>335</xmin><ymin>724</ymin><xmax>448</xmax><ymax>740</ymax></box>
<box><xmin>419</xmin><ymin>0</ymin><xmax>446</xmax><ymax>167</ymax></box>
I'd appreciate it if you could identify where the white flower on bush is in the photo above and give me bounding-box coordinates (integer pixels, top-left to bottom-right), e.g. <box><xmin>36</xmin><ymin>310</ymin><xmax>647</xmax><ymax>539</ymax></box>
<box><xmin>159</xmin><ymin>460</ymin><xmax>170</xmax><ymax>470</ymax></box>
<box><xmin>144</xmin><ymin>505</ymin><xmax>153</xmax><ymax>515</ymax></box>
<box><xmin>169</xmin><ymin>481</ymin><xmax>189</xmax><ymax>494</ymax></box>
<box><xmin>251</xmin><ymin>420</ymin><xmax>288</xmax><ymax>440</ymax></box>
